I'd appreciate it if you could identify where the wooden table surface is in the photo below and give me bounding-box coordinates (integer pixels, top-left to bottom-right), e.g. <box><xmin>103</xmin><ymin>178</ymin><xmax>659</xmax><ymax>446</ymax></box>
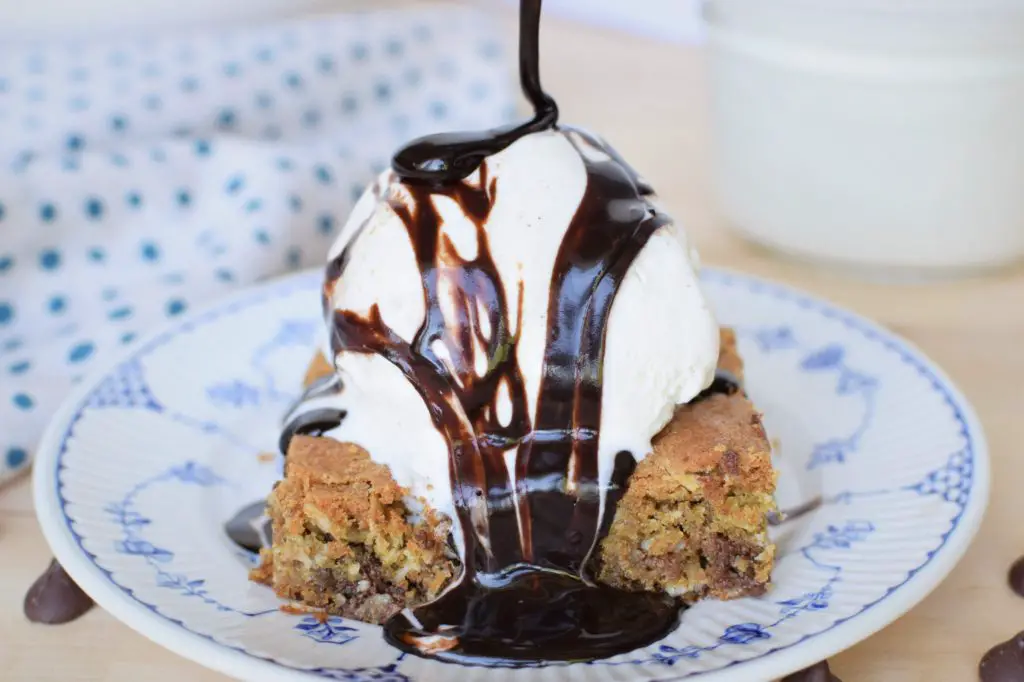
<box><xmin>3</xmin><ymin>11</ymin><xmax>1022</xmax><ymax>682</ymax></box>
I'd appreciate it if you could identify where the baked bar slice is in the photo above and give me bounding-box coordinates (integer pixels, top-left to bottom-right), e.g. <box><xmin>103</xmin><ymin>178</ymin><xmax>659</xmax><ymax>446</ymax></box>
<box><xmin>249</xmin><ymin>437</ymin><xmax>456</xmax><ymax>623</ymax></box>
<box><xmin>251</xmin><ymin>329</ymin><xmax>777</xmax><ymax>621</ymax></box>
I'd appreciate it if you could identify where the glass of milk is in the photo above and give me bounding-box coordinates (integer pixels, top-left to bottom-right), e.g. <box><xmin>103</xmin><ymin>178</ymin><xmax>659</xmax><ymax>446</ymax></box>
<box><xmin>704</xmin><ymin>0</ymin><xmax>1024</xmax><ymax>277</ymax></box>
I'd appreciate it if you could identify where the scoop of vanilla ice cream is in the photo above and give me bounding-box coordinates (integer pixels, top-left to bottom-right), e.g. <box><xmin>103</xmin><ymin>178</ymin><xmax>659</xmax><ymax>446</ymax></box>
<box><xmin>318</xmin><ymin>129</ymin><xmax>720</xmax><ymax>522</ymax></box>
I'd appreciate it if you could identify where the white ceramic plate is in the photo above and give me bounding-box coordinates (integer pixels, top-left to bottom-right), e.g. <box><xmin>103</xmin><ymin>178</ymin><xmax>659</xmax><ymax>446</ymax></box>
<box><xmin>34</xmin><ymin>268</ymin><xmax>989</xmax><ymax>682</ymax></box>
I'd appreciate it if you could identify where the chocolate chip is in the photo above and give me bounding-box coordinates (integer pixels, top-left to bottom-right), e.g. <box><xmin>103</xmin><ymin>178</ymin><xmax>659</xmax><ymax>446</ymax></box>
<box><xmin>980</xmin><ymin>632</ymin><xmax>1024</xmax><ymax>682</ymax></box>
<box><xmin>24</xmin><ymin>559</ymin><xmax>95</xmax><ymax>624</ymax></box>
<box><xmin>721</xmin><ymin>450</ymin><xmax>740</xmax><ymax>475</ymax></box>
<box><xmin>1008</xmin><ymin>556</ymin><xmax>1024</xmax><ymax>597</ymax></box>
<box><xmin>782</xmin><ymin>660</ymin><xmax>841</xmax><ymax>682</ymax></box>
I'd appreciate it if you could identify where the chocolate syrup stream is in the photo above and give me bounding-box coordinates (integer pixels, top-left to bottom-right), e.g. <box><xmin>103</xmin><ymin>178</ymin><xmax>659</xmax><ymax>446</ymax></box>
<box><xmin>390</xmin><ymin>0</ymin><xmax>556</xmax><ymax>185</ymax></box>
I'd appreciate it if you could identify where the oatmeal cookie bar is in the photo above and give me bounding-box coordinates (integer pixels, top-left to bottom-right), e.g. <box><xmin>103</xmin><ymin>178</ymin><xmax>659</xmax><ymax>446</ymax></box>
<box><xmin>252</xmin><ymin>329</ymin><xmax>776</xmax><ymax>621</ymax></box>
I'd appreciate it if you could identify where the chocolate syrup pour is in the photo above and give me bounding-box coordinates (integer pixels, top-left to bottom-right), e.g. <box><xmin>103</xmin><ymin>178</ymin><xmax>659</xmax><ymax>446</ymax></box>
<box><xmin>391</xmin><ymin>0</ymin><xmax>556</xmax><ymax>185</ymax></box>
<box><xmin>286</xmin><ymin>0</ymin><xmax>735</xmax><ymax>664</ymax></box>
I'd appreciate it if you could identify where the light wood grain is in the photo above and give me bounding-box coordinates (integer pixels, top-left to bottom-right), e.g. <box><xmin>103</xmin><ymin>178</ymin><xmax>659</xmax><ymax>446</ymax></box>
<box><xmin>3</xmin><ymin>11</ymin><xmax>1022</xmax><ymax>682</ymax></box>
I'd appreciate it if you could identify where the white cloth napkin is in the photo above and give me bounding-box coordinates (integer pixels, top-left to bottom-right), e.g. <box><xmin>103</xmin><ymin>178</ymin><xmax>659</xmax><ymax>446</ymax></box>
<box><xmin>0</xmin><ymin>7</ymin><xmax>513</xmax><ymax>483</ymax></box>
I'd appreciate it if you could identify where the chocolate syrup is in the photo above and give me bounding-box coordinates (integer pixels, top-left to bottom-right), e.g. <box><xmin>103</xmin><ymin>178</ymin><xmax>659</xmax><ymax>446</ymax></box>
<box><xmin>296</xmin><ymin>0</ymin><xmax>723</xmax><ymax>664</ymax></box>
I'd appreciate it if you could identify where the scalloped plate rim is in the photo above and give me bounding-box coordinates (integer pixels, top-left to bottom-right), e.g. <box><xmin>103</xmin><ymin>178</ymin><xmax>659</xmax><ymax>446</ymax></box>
<box><xmin>32</xmin><ymin>266</ymin><xmax>990</xmax><ymax>682</ymax></box>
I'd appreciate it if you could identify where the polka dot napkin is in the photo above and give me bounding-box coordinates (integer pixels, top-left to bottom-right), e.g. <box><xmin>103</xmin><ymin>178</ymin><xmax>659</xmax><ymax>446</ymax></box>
<box><xmin>0</xmin><ymin>7</ymin><xmax>514</xmax><ymax>483</ymax></box>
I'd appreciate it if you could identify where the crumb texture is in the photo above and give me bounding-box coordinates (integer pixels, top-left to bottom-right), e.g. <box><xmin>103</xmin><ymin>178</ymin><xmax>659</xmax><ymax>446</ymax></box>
<box><xmin>253</xmin><ymin>328</ymin><xmax>777</xmax><ymax>620</ymax></box>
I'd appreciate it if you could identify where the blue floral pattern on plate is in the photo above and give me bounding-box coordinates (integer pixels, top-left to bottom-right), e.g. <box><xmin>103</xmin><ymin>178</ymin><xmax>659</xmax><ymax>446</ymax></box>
<box><xmin>33</xmin><ymin>268</ymin><xmax>989</xmax><ymax>682</ymax></box>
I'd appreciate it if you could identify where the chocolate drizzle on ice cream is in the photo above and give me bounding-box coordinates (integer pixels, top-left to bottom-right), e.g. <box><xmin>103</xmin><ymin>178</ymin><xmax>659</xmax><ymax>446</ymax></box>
<box><xmin>282</xmin><ymin>0</ymin><xmax>726</xmax><ymax>664</ymax></box>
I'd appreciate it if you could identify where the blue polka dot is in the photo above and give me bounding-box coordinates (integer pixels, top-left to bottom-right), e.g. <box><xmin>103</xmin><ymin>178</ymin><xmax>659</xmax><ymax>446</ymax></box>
<box><xmin>142</xmin><ymin>62</ymin><xmax>161</xmax><ymax>78</ymax></box>
<box><xmin>110</xmin><ymin>152</ymin><xmax>129</xmax><ymax>167</ymax></box>
<box><xmin>111</xmin><ymin>114</ymin><xmax>128</xmax><ymax>132</ymax></box>
<box><xmin>9</xmin><ymin>360</ymin><xmax>30</xmax><ymax>375</ymax></box>
<box><xmin>470</xmin><ymin>82</ymin><xmax>490</xmax><ymax>101</ymax></box>
<box><xmin>144</xmin><ymin>94</ymin><xmax>162</xmax><ymax>110</ymax></box>
<box><xmin>263</xmin><ymin>125</ymin><xmax>282</xmax><ymax>141</ymax></box>
<box><xmin>480</xmin><ymin>40</ymin><xmax>502</xmax><ymax>60</ymax></box>
<box><xmin>374</xmin><ymin>81</ymin><xmax>391</xmax><ymax>102</ymax></box>
<box><xmin>39</xmin><ymin>249</ymin><xmax>61</xmax><ymax>270</ymax></box>
<box><xmin>176</xmin><ymin>189</ymin><xmax>192</xmax><ymax>207</ymax></box>
<box><xmin>162</xmin><ymin>272</ymin><xmax>184</xmax><ymax>285</ymax></box>
<box><xmin>284</xmin><ymin>72</ymin><xmax>304</xmax><ymax>89</ymax></box>
<box><xmin>403</xmin><ymin>68</ymin><xmax>422</xmax><ymax>86</ymax></box>
<box><xmin>0</xmin><ymin>302</ymin><xmax>13</xmax><ymax>325</ymax></box>
<box><xmin>6</xmin><ymin>447</ymin><xmax>26</xmax><ymax>469</ymax></box>
<box><xmin>140</xmin><ymin>241</ymin><xmax>161</xmax><ymax>262</ymax></box>
<box><xmin>350</xmin><ymin>184</ymin><xmax>365</xmax><ymax>202</ymax></box>
<box><xmin>255</xmin><ymin>46</ymin><xmax>274</xmax><ymax>62</ymax></box>
<box><xmin>315</xmin><ymin>166</ymin><xmax>333</xmax><ymax>184</ymax></box>
<box><xmin>429</xmin><ymin>101</ymin><xmax>448</xmax><ymax>119</ymax></box>
<box><xmin>68</xmin><ymin>95</ymin><xmax>90</xmax><ymax>112</ymax></box>
<box><xmin>62</xmin><ymin>157</ymin><xmax>80</xmax><ymax>172</ymax></box>
<box><xmin>108</xmin><ymin>305</ymin><xmax>133</xmax><ymax>320</ymax></box>
<box><xmin>166</xmin><ymin>299</ymin><xmax>187</xmax><ymax>316</ymax></box>
<box><xmin>12</xmin><ymin>393</ymin><xmax>33</xmax><ymax>410</ymax></box>
<box><xmin>255</xmin><ymin>92</ymin><xmax>274</xmax><ymax>109</ymax></box>
<box><xmin>276</xmin><ymin>157</ymin><xmax>294</xmax><ymax>171</ymax></box>
<box><xmin>245</xmin><ymin>199</ymin><xmax>263</xmax><ymax>213</ymax></box>
<box><xmin>253</xmin><ymin>228</ymin><xmax>271</xmax><ymax>244</ymax></box>
<box><xmin>215</xmin><ymin>268</ymin><xmax>235</xmax><ymax>282</ymax></box>
<box><xmin>181</xmin><ymin>76</ymin><xmax>199</xmax><ymax>92</ymax></box>
<box><xmin>286</xmin><ymin>246</ymin><xmax>302</xmax><ymax>267</ymax></box>
<box><xmin>48</xmin><ymin>295</ymin><xmax>66</xmax><ymax>314</ymax></box>
<box><xmin>120</xmin><ymin>332</ymin><xmax>136</xmax><ymax>345</ymax></box>
<box><xmin>223</xmin><ymin>62</ymin><xmax>242</xmax><ymax>77</ymax></box>
<box><xmin>351</xmin><ymin>44</ymin><xmax>368</xmax><ymax>61</ymax></box>
<box><xmin>172</xmin><ymin>126</ymin><xmax>193</xmax><ymax>138</ymax></box>
<box><xmin>125</xmin><ymin>191</ymin><xmax>143</xmax><ymax>209</ymax></box>
<box><xmin>0</xmin><ymin>202</ymin><xmax>4</xmax><ymax>221</ymax></box>
<box><xmin>194</xmin><ymin>139</ymin><xmax>211</xmax><ymax>156</ymax></box>
<box><xmin>289</xmin><ymin>195</ymin><xmax>303</xmax><ymax>212</ymax></box>
<box><xmin>318</xmin><ymin>214</ymin><xmax>336</xmax><ymax>235</ymax></box>
<box><xmin>0</xmin><ymin>78</ymin><xmax>8</xmax><ymax>93</ymax></box>
<box><xmin>150</xmin><ymin>147</ymin><xmax>167</xmax><ymax>163</ymax></box>
<box><xmin>385</xmin><ymin>39</ymin><xmax>404</xmax><ymax>57</ymax></box>
<box><xmin>66</xmin><ymin>134</ymin><xmax>85</xmax><ymax>151</ymax></box>
<box><xmin>0</xmin><ymin>255</ymin><xmax>13</xmax><ymax>273</ymax></box>
<box><xmin>317</xmin><ymin>55</ymin><xmax>335</xmax><ymax>73</ymax></box>
<box><xmin>87</xmin><ymin>247</ymin><xmax>106</xmax><ymax>263</ymax></box>
<box><xmin>225</xmin><ymin>175</ymin><xmax>245</xmax><ymax>194</ymax></box>
<box><xmin>303</xmin><ymin>109</ymin><xmax>321</xmax><ymax>128</ymax></box>
<box><xmin>3</xmin><ymin>337</ymin><xmax>22</xmax><ymax>351</ymax></box>
<box><xmin>109</xmin><ymin>51</ymin><xmax>129</xmax><ymax>68</ymax></box>
<box><xmin>85</xmin><ymin>197</ymin><xmax>104</xmax><ymax>220</ymax></box>
<box><xmin>40</xmin><ymin>202</ymin><xmax>57</xmax><ymax>222</ymax></box>
<box><xmin>69</xmin><ymin>66</ymin><xmax>89</xmax><ymax>82</ymax></box>
<box><xmin>27</xmin><ymin>86</ymin><xmax>45</xmax><ymax>102</ymax></box>
<box><xmin>68</xmin><ymin>341</ymin><xmax>95</xmax><ymax>363</ymax></box>
<box><xmin>102</xmin><ymin>287</ymin><xmax>118</xmax><ymax>301</ymax></box>
<box><xmin>217</xmin><ymin>109</ymin><xmax>237</xmax><ymax>129</ymax></box>
<box><xmin>341</xmin><ymin>94</ymin><xmax>358</xmax><ymax>113</ymax></box>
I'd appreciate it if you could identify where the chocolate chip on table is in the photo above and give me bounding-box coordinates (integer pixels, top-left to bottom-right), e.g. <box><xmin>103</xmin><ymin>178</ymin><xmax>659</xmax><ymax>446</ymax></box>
<box><xmin>24</xmin><ymin>559</ymin><xmax>95</xmax><ymax>624</ymax></box>
<box><xmin>1007</xmin><ymin>556</ymin><xmax>1024</xmax><ymax>598</ymax></box>
<box><xmin>980</xmin><ymin>631</ymin><xmax>1024</xmax><ymax>682</ymax></box>
<box><xmin>782</xmin><ymin>660</ymin><xmax>841</xmax><ymax>682</ymax></box>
